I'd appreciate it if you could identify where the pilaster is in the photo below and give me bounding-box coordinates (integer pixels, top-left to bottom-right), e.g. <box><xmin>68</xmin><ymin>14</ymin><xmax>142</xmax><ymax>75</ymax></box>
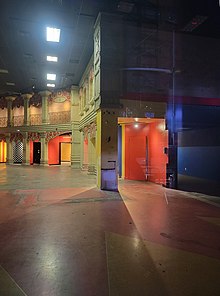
<box><xmin>81</xmin><ymin>131</ymin><xmax>87</xmax><ymax>170</ymax></box>
<box><xmin>6</xmin><ymin>135</ymin><xmax>13</xmax><ymax>164</ymax></box>
<box><xmin>88</xmin><ymin>130</ymin><xmax>96</xmax><ymax>175</ymax></box>
<box><xmin>40</xmin><ymin>133</ymin><xmax>48</xmax><ymax>165</ymax></box>
<box><xmin>96</xmin><ymin>109</ymin><xmax>118</xmax><ymax>191</ymax></box>
<box><xmin>39</xmin><ymin>90</ymin><xmax>51</xmax><ymax>124</ymax></box>
<box><xmin>22</xmin><ymin>132</ymin><xmax>30</xmax><ymax>165</ymax></box>
<box><xmin>71</xmin><ymin>85</ymin><xmax>80</xmax><ymax>122</ymax></box>
<box><xmin>71</xmin><ymin>122</ymin><xmax>81</xmax><ymax>168</ymax></box>
<box><xmin>22</xmin><ymin>93</ymin><xmax>32</xmax><ymax>126</ymax></box>
<box><xmin>6</xmin><ymin>96</ymin><xmax>16</xmax><ymax>127</ymax></box>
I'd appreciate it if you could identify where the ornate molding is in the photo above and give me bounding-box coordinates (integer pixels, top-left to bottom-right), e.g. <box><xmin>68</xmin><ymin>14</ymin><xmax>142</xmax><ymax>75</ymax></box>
<box><xmin>0</xmin><ymin>97</ymin><xmax>7</xmax><ymax>109</ymax></box>
<box><xmin>27</xmin><ymin>132</ymin><xmax>40</xmax><ymax>142</ymax></box>
<box><xmin>13</xmin><ymin>115</ymin><xmax>24</xmax><ymax>127</ymax></box>
<box><xmin>0</xmin><ymin>117</ymin><xmax>7</xmax><ymax>127</ymax></box>
<box><xmin>82</xmin><ymin>121</ymin><xmax>97</xmax><ymax>139</ymax></box>
<box><xmin>30</xmin><ymin>94</ymin><xmax>42</xmax><ymax>107</ymax></box>
<box><xmin>83</xmin><ymin>126</ymin><xmax>89</xmax><ymax>139</ymax></box>
<box><xmin>0</xmin><ymin>134</ymin><xmax>6</xmax><ymax>142</ymax></box>
<box><xmin>89</xmin><ymin>122</ymin><xmax>97</xmax><ymax>139</ymax></box>
<box><xmin>49</xmin><ymin>111</ymin><xmax>71</xmax><ymax>124</ymax></box>
<box><xmin>45</xmin><ymin>131</ymin><xmax>67</xmax><ymax>142</ymax></box>
<box><xmin>48</xmin><ymin>90</ymin><xmax>71</xmax><ymax>103</ymax></box>
<box><xmin>10</xmin><ymin>132</ymin><xmax>23</xmax><ymax>143</ymax></box>
<box><xmin>12</xmin><ymin>96</ymin><xmax>24</xmax><ymax>108</ymax></box>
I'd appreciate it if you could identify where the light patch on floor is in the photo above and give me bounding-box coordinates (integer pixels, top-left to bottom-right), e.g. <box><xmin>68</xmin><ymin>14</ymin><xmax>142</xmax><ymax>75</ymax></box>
<box><xmin>106</xmin><ymin>232</ymin><xmax>220</xmax><ymax>296</ymax></box>
<box><xmin>0</xmin><ymin>265</ymin><xmax>27</xmax><ymax>296</ymax></box>
<box><xmin>197</xmin><ymin>216</ymin><xmax>220</xmax><ymax>227</ymax></box>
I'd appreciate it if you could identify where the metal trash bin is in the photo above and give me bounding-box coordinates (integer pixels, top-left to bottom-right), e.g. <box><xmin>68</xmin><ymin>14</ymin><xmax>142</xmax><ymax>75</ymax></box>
<box><xmin>101</xmin><ymin>161</ymin><xmax>118</xmax><ymax>191</ymax></box>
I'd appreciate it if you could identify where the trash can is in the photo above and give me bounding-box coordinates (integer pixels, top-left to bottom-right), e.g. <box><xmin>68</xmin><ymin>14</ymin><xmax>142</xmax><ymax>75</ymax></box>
<box><xmin>101</xmin><ymin>161</ymin><xmax>118</xmax><ymax>191</ymax></box>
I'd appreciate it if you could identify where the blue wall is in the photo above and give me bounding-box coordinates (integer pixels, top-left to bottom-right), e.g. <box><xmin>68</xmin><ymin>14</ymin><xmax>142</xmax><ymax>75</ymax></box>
<box><xmin>178</xmin><ymin>146</ymin><xmax>220</xmax><ymax>181</ymax></box>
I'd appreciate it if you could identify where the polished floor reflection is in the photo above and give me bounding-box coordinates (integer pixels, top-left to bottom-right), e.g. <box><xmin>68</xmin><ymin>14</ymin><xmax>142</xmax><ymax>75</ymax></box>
<box><xmin>0</xmin><ymin>164</ymin><xmax>220</xmax><ymax>296</ymax></box>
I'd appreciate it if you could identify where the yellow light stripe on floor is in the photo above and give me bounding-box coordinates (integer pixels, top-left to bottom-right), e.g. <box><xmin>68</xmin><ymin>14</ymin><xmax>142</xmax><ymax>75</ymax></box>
<box><xmin>105</xmin><ymin>232</ymin><xmax>220</xmax><ymax>296</ymax></box>
<box><xmin>197</xmin><ymin>216</ymin><xmax>220</xmax><ymax>227</ymax></box>
<box><xmin>0</xmin><ymin>265</ymin><xmax>27</xmax><ymax>296</ymax></box>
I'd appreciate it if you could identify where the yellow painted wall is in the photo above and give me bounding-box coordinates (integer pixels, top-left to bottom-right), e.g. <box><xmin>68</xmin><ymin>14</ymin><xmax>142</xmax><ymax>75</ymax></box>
<box><xmin>61</xmin><ymin>143</ymin><xmax>71</xmax><ymax>162</ymax></box>
<box><xmin>96</xmin><ymin>110</ymin><xmax>101</xmax><ymax>187</ymax></box>
<box><xmin>0</xmin><ymin>142</ymin><xmax>6</xmax><ymax>162</ymax></box>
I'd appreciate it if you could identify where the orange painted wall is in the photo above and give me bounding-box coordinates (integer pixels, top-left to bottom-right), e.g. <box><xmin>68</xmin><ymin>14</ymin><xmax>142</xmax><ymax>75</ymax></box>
<box><xmin>125</xmin><ymin>124</ymin><xmax>149</xmax><ymax>180</ymax></box>
<box><xmin>148</xmin><ymin>121</ymin><xmax>168</xmax><ymax>184</ymax></box>
<box><xmin>48</xmin><ymin>137</ymin><xmax>60</xmax><ymax>165</ymax></box>
<box><xmin>84</xmin><ymin>138</ymin><xmax>88</xmax><ymax>165</ymax></box>
<box><xmin>124</xmin><ymin>120</ymin><xmax>168</xmax><ymax>184</ymax></box>
<box><xmin>0</xmin><ymin>141</ymin><xmax>6</xmax><ymax>162</ymax></box>
<box><xmin>30</xmin><ymin>141</ymin><xmax>33</xmax><ymax>164</ymax></box>
<box><xmin>48</xmin><ymin>135</ymin><xmax>71</xmax><ymax>165</ymax></box>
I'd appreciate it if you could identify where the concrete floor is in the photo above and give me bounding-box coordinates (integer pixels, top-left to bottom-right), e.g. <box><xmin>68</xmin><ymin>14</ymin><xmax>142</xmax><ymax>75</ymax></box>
<box><xmin>0</xmin><ymin>164</ymin><xmax>220</xmax><ymax>296</ymax></box>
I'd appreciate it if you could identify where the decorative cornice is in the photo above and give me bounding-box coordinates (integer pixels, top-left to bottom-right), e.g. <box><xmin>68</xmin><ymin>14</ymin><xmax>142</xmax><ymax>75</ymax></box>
<box><xmin>10</xmin><ymin>132</ymin><xmax>23</xmax><ymax>143</ymax></box>
<box><xmin>30</xmin><ymin>93</ymin><xmax>42</xmax><ymax>107</ymax></box>
<box><xmin>22</xmin><ymin>93</ymin><xmax>32</xmax><ymax>100</ymax></box>
<box><xmin>0</xmin><ymin>123</ymin><xmax>72</xmax><ymax>134</ymax></box>
<box><xmin>12</xmin><ymin>96</ymin><xmax>24</xmax><ymax>109</ymax></box>
<box><xmin>48</xmin><ymin>90</ymin><xmax>71</xmax><ymax>103</ymax></box>
<box><xmin>79</xmin><ymin>110</ymin><xmax>97</xmax><ymax>130</ymax></box>
<box><xmin>27</xmin><ymin>132</ymin><xmax>40</xmax><ymax>142</ymax></box>
<box><xmin>38</xmin><ymin>90</ymin><xmax>51</xmax><ymax>98</ymax></box>
<box><xmin>45</xmin><ymin>130</ymin><xmax>70</xmax><ymax>142</ymax></box>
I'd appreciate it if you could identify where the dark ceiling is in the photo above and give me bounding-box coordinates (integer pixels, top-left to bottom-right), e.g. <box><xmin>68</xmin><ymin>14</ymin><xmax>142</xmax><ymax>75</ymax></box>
<box><xmin>0</xmin><ymin>0</ymin><xmax>220</xmax><ymax>96</ymax></box>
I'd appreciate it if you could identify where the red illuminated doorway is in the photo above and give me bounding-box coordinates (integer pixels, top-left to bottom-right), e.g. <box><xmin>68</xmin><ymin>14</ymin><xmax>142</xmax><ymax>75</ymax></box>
<box><xmin>126</xmin><ymin>134</ymin><xmax>147</xmax><ymax>180</ymax></box>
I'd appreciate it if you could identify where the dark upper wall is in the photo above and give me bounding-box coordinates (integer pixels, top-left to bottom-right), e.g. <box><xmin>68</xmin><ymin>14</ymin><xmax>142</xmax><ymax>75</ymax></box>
<box><xmin>96</xmin><ymin>13</ymin><xmax>220</xmax><ymax>104</ymax></box>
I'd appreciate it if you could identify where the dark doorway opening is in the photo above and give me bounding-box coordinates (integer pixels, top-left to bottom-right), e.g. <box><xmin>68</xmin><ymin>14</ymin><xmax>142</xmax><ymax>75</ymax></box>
<box><xmin>33</xmin><ymin>142</ymin><xmax>41</xmax><ymax>164</ymax></box>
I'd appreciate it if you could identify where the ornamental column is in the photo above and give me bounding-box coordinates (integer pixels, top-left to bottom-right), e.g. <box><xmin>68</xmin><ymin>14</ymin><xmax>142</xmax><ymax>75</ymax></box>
<box><xmin>6</xmin><ymin>135</ymin><xmax>13</xmax><ymax>164</ymax></box>
<box><xmin>39</xmin><ymin>90</ymin><xmax>51</xmax><ymax>124</ymax></box>
<box><xmin>22</xmin><ymin>132</ymin><xmax>30</xmax><ymax>165</ymax></box>
<box><xmin>22</xmin><ymin>93</ymin><xmax>32</xmax><ymax>126</ymax></box>
<box><xmin>6</xmin><ymin>96</ymin><xmax>15</xmax><ymax>127</ymax></box>
<box><xmin>40</xmin><ymin>133</ymin><xmax>48</xmax><ymax>165</ymax></box>
<box><xmin>71</xmin><ymin>85</ymin><xmax>81</xmax><ymax>168</ymax></box>
<box><xmin>88</xmin><ymin>125</ymin><xmax>96</xmax><ymax>175</ymax></box>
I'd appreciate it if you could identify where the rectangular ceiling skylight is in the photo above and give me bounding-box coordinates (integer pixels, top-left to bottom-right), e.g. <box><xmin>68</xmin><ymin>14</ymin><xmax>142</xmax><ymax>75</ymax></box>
<box><xmin>46</xmin><ymin>27</ymin><xmax>60</xmax><ymax>42</ymax></box>
<box><xmin>47</xmin><ymin>73</ymin><xmax>56</xmax><ymax>80</ymax></box>
<box><xmin>47</xmin><ymin>55</ymin><xmax>58</xmax><ymax>62</ymax></box>
<box><xmin>47</xmin><ymin>83</ymin><xmax>55</xmax><ymax>87</ymax></box>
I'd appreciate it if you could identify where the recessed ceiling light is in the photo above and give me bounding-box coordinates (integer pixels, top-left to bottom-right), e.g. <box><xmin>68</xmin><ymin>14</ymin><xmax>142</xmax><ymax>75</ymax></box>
<box><xmin>6</xmin><ymin>82</ymin><xmax>15</xmax><ymax>86</ymax></box>
<box><xmin>47</xmin><ymin>83</ymin><xmax>55</xmax><ymax>87</ymax></box>
<box><xmin>47</xmin><ymin>73</ymin><xmax>56</xmax><ymax>80</ymax></box>
<box><xmin>0</xmin><ymin>69</ymin><xmax>9</xmax><ymax>74</ymax></box>
<box><xmin>46</xmin><ymin>27</ymin><xmax>60</xmax><ymax>42</ymax></box>
<box><xmin>47</xmin><ymin>56</ymin><xmax>58</xmax><ymax>62</ymax></box>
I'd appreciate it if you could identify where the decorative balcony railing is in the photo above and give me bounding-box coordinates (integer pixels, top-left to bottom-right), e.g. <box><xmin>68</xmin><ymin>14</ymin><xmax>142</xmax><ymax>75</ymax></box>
<box><xmin>13</xmin><ymin>116</ymin><xmax>24</xmax><ymax>126</ymax></box>
<box><xmin>0</xmin><ymin>117</ymin><xmax>7</xmax><ymax>127</ymax></box>
<box><xmin>0</xmin><ymin>111</ymin><xmax>71</xmax><ymax>127</ymax></box>
<box><xmin>30</xmin><ymin>114</ymin><xmax>42</xmax><ymax>126</ymax></box>
<box><xmin>49</xmin><ymin>111</ymin><xmax>71</xmax><ymax>124</ymax></box>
